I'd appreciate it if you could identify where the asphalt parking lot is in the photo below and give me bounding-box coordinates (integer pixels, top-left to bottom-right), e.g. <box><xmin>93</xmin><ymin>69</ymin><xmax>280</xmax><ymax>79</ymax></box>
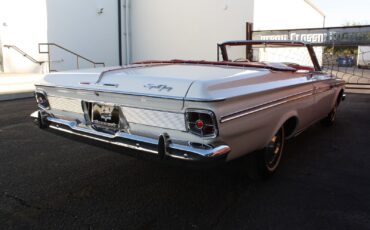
<box><xmin>0</xmin><ymin>94</ymin><xmax>370</xmax><ymax>230</ymax></box>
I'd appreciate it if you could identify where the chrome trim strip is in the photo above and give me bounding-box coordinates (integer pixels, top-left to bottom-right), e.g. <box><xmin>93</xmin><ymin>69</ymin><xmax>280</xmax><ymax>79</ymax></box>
<box><xmin>49</xmin><ymin>125</ymin><xmax>158</xmax><ymax>154</ymax></box>
<box><xmin>38</xmin><ymin>114</ymin><xmax>230</xmax><ymax>160</ymax></box>
<box><xmin>35</xmin><ymin>84</ymin><xmax>226</xmax><ymax>102</ymax></box>
<box><xmin>95</xmin><ymin>63</ymin><xmax>171</xmax><ymax>84</ymax></box>
<box><xmin>36</xmin><ymin>84</ymin><xmax>185</xmax><ymax>100</ymax></box>
<box><xmin>314</xmin><ymin>86</ymin><xmax>332</xmax><ymax>94</ymax></box>
<box><xmin>335</xmin><ymin>82</ymin><xmax>346</xmax><ymax>87</ymax></box>
<box><xmin>220</xmin><ymin>89</ymin><xmax>313</xmax><ymax>123</ymax></box>
<box><xmin>167</xmin><ymin>143</ymin><xmax>231</xmax><ymax>160</ymax></box>
<box><xmin>186</xmin><ymin>97</ymin><xmax>225</xmax><ymax>102</ymax></box>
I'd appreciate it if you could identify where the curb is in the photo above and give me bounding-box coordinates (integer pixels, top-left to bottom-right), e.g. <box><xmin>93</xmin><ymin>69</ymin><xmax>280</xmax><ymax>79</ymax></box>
<box><xmin>0</xmin><ymin>92</ymin><xmax>34</xmax><ymax>102</ymax></box>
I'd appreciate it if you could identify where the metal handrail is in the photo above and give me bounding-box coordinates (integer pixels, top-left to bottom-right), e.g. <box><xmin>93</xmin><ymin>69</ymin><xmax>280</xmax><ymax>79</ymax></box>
<box><xmin>4</xmin><ymin>45</ymin><xmax>44</xmax><ymax>65</ymax></box>
<box><xmin>38</xmin><ymin>43</ymin><xmax>105</xmax><ymax>71</ymax></box>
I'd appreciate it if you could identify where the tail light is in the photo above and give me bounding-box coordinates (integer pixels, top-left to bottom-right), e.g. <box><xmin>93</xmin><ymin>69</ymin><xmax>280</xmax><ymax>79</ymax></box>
<box><xmin>35</xmin><ymin>91</ymin><xmax>50</xmax><ymax>109</ymax></box>
<box><xmin>186</xmin><ymin>109</ymin><xmax>218</xmax><ymax>137</ymax></box>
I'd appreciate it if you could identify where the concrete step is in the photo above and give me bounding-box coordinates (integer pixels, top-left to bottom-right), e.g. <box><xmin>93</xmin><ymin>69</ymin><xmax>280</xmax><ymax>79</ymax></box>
<box><xmin>0</xmin><ymin>73</ymin><xmax>43</xmax><ymax>101</ymax></box>
<box><xmin>345</xmin><ymin>83</ymin><xmax>370</xmax><ymax>94</ymax></box>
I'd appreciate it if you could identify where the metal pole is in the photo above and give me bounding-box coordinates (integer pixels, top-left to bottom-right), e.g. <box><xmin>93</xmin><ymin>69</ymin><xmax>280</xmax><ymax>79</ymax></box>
<box><xmin>246</xmin><ymin>22</ymin><xmax>253</xmax><ymax>60</ymax></box>
<box><xmin>118</xmin><ymin>0</ymin><xmax>123</xmax><ymax>66</ymax></box>
<box><xmin>217</xmin><ymin>44</ymin><xmax>219</xmax><ymax>61</ymax></box>
<box><xmin>0</xmin><ymin>34</ymin><xmax>4</xmax><ymax>72</ymax></box>
<box><xmin>323</xmin><ymin>16</ymin><xmax>326</xmax><ymax>28</ymax></box>
<box><xmin>47</xmin><ymin>45</ymin><xmax>51</xmax><ymax>72</ymax></box>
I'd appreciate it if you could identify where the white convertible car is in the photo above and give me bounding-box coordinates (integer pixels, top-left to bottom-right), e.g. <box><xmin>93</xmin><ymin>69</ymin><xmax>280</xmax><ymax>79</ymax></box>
<box><xmin>32</xmin><ymin>41</ymin><xmax>345</xmax><ymax>178</ymax></box>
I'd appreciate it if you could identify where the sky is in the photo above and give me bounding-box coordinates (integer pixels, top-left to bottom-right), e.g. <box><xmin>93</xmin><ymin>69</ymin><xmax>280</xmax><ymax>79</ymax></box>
<box><xmin>312</xmin><ymin>0</ymin><xmax>370</xmax><ymax>27</ymax></box>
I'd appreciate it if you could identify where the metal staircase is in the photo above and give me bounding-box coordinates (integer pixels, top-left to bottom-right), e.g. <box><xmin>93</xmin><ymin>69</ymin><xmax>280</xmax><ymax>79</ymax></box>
<box><xmin>38</xmin><ymin>43</ymin><xmax>105</xmax><ymax>72</ymax></box>
<box><xmin>4</xmin><ymin>44</ymin><xmax>105</xmax><ymax>72</ymax></box>
<box><xmin>3</xmin><ymin>45</ymin><xmax>45</xmax><ymax>65</ymax></box>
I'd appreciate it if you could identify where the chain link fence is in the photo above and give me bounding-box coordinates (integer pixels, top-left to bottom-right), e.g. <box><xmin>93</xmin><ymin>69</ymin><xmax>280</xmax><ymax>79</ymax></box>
<box><xmin>322</xmin><ymin>49</ymin><xmax>370</xmax><ymax>84</ymax></box>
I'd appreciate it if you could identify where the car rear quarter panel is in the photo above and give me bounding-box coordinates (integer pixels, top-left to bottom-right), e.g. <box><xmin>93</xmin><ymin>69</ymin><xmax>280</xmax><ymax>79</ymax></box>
<box><xmin>185</xmin><ymin>82</ymin><xmax>315</xmax><ymax>161</ymax></box>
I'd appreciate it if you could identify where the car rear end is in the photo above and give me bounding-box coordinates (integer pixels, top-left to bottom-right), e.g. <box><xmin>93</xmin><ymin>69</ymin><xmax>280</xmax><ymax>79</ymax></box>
<box><xmin>32</xmin><ymin>66</ymin><xmax>231</xmax><ymax>162</ymax></box>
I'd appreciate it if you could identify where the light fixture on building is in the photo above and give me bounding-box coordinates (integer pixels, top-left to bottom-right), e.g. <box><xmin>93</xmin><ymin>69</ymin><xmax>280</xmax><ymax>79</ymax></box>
<box><xmin>97</xmin><ymin>8</ymin><xmax>104</xmax><ymax>15</ymax></box>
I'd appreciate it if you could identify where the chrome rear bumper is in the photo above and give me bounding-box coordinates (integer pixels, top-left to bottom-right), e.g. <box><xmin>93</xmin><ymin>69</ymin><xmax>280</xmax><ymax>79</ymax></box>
<box><xmin>31</xmin><ymin>111</ymin><xmax>230</xmax><ymax>162</ymax></box>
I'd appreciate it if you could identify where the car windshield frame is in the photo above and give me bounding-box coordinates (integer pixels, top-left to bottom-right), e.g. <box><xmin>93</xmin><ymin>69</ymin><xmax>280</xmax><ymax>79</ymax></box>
<box><xmin>218</xmin><ymin>40</ymin><xmax>322</xmax><ymax>72</ymax></box>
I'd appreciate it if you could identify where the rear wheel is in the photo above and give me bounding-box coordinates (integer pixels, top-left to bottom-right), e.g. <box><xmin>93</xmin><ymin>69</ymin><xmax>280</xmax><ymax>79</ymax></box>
<box><xmin>257</xmin><ymin>127</ymin><xmax>285</xmax><ymax>179</ymax></box>
<box><xmin>321</xmin><ymin>101</ymin><xmax>338</xmax><ymax>126</ymax></box>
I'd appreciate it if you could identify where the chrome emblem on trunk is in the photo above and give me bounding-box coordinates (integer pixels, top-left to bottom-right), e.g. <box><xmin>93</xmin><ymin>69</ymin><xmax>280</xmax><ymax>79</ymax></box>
<box><xmin>144</xmin><ymin>84</ymin><xmax>173</xmax><ymax>92</ymax></box>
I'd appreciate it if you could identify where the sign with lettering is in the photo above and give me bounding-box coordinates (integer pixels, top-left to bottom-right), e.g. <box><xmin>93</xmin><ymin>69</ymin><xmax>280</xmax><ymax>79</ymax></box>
<box><xmin>252</xmin><ymin>25</ymin><xmax>370</xmax><ymax>46</ymax></box>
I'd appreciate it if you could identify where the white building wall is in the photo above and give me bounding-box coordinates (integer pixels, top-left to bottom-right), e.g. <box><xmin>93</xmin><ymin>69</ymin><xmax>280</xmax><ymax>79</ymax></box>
<box><xmin>1</xmin><ymin>0</ymin><xmax>326</xmax><ymax>73</ymax></box>
<box><xmin>357</xmin><ymin>46</ymin><xmax>370</xmax><ymax>67</ymax></box>
<box><xmin>253</xmin><ymin>0</ymin><xmax>324</xmax><ymax>66</ymax></box>
<box><xmin>46</xmin><ymin>0</ymin><xmax>120</xmax><ymax>71</ymax></box>
<box><xmin>0</xmin><ymin>0</ymin><xmax>48</xmax><ymax>73</ymax></box>
<box><xmin>254</xmin><ymin>0</ymin><xmax>324</xmax><ymax>30</ymax></box>
<box><xmin>130</xmin><ymin>0</ymin><xmax>254</xmax><ymax>62</ymax></box>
